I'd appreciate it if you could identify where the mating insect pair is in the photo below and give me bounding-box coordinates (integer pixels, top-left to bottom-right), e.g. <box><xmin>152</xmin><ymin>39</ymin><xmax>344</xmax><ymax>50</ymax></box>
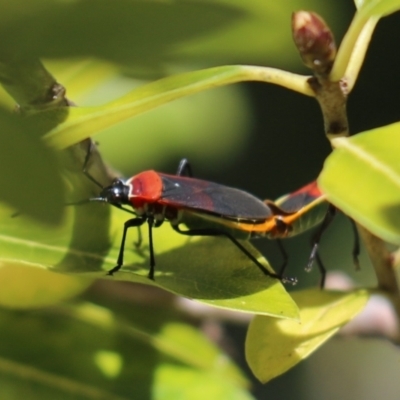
<box><xmin>82</xmin><ymin>155</ymin><xmax>356</xmax><ymax>287</ymax></box>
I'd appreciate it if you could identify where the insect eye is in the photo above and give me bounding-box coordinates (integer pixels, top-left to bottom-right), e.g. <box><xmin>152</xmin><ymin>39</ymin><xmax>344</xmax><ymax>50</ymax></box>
<box><xmin>111</xmin><ymin>188</ymin><xmax>123</xmax><ymax>200</ymax></box>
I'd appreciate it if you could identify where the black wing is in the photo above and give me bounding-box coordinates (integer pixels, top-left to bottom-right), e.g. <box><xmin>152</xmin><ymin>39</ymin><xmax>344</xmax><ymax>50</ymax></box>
<box><xmin>158</xmin><ymin>173</ymin><xmax>272</xmax><ymax>221</ymax></box>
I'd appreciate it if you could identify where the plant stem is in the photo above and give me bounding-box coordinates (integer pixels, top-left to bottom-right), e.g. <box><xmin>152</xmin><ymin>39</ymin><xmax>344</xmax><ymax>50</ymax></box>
<box><xmin>330</xmin><ymin>12</ymin><xmax>370</xmax><ymax>82</ymax></box>
<box><xmin>240</xmin><ymin>66</ymin><xmax>314</xmax><ymax>96</ymax></box>
<box><xmin>44</xmin><ymin>65</ymin><xmax>314</xmax><ymax>150</ymax></box>
<box><xmin>308</xmin><ymin>77</ymin><xmax>349</xmax><ymax>139</ymax></box>
<box><xmin>344</xmin><ymin>17</ymin><xmax>379</xmax><ymax>92</ymax></box>
<box><xmin>0</xmin><ymin>57</ymin><xmax>68</xmax><ymax>111</ymax></box>
<box><xmin>357</xmin><ymin>226</ymin><xmax>399</xmax><ymax>293</ymax></box>
<box><xmin>292</xmin><ymin>11</ymin><xmax>400</xmax><ymax>303</ymax></box>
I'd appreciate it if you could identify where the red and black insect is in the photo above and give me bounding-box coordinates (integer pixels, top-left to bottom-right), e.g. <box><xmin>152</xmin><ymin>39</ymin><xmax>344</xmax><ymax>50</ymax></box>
<box><xmin>80</xmin><ymin>145</ymin><xmax>357</xmax><ymax>287</ymax></box>
<box><xmin>88</xmin><ymin>159</ymin><xmax>296</xmax><ymax>284</ymax></box>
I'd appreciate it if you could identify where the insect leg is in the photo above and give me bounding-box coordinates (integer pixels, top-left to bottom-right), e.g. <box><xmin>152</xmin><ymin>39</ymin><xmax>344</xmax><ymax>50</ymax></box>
<box><xmin>275</xmin><ymin>239</ymin><xmax>289</xmax><ymax>278</ymax></box>
<box><xmin>107</xmin><ymin>217</ymin><xmax>146</xmax><ymax>276</ymax></box>
<box><xmin>172</xmin><ymin>225</ymin><xmax>297</xmax><ymax>285</ymax></box>
<box><xmin>147</xmin><ymin>216</ymin><xmax>157</xmax><ymax>280</ymax></box>
<box><xmin>349</xmin><ymin>218</ymin><xmax>361</xmax><ymax>270</ymax></box>
<box><xmin>307</xmin><ymin>204</ymin><xmax>336</xmax><ymax>273</ymax></box>
<box><xmin>81</xmin><ymin>140</ymin><xmax>104</xmax><ymax>188</ymax></box>
<box><xmin>315</xmin><ymin>253</ymin><xmax>327</xmax><ymax>288</ymax></box>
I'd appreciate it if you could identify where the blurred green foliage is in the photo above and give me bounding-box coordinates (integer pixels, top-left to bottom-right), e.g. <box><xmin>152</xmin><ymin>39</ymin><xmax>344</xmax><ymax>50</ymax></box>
<box><xmin>1</xmin><ymin>0</ymin><xmax>399</xmax><ymax>398</ymax></box>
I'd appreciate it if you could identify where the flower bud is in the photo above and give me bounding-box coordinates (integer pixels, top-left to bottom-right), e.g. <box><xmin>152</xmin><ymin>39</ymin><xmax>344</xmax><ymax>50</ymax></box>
<box><xmin>292</xmin><ymin>11</ymin><xmax>337</xmax><ymax>75</ymax></box>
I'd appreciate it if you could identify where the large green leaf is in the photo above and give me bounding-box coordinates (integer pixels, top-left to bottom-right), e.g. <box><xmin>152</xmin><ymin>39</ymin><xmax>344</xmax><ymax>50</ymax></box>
<box><xmin>43</xmin><ymin>59</ymin><xmax>124</xmax><ymax>105</ymax></box>
<box><xmin>245</xmin><ymin>289</ymin><xmax>369</xmax><ymax>383</ymax></box>
<box><xmin>0</xmin><ymin>262</ymin><xmax>91</xmax><ymax>309</ymax></box>
<box><xmin>0</xmin><ymin>0</ymin><xmax>343</xmax><ymax>69</ymax></box>
<box><xmin>43</xmin><ymin>65</ymin><xmax>311</xmax><ymax>150</ymax></box>
<box><xmin>171</xmin><ymin>0</ymin><xmax>344</xmax><ymax>66</ymax></box>
<box><xmin>34</xmin><ymin>59</ymin><xmax>255</xmax><ymax>174</ymax></box>
<box><xmin>152</xmin><ymin>323</ymin><xmax>252</xmax><ymax>400</ymax></box>
<box><xmin>318</xmin><ymin>122</ymin><xmax>400</xmax><ymax>244</ymax></box>
<box><xmin>0</xmin><ymin>0</ymin><xmax>241</xmax><ymax>66</ymax></box>
<box><xmin>0</xmin><ymin>200</ymin><xmax>298</xmax><ymax>318</ymax></box>
<box><xmin>0</xmin><ymin>301</ymin><xmax>254</xmax><ymax>399</ymax></box>
<box><xmin>0</xmin><ymin>108</ymin><xmax>64</xmax><ymax>225</ymax></box>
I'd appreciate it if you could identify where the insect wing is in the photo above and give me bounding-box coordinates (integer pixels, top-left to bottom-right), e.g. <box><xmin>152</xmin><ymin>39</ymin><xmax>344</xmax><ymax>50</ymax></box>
<box><xmin>158</xmin><ymin>173</ymin><xmax>272</xmax><ymax>221</ymax></box>
<box><xmin>274</xmin><ymin>181</ymin><xmax>324</xmax><ymax>213</ymax></box>
<box><xmin>270</xmin><ymin>181</ymin><xmax>329</xmax><ymax>237</ymax></box>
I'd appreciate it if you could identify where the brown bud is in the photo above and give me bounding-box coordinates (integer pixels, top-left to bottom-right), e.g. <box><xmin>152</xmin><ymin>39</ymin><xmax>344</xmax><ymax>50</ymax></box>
<box><xmin>292</xmin><ymin>11</ymin><xmax>336</xmax><ymax>75</ymax></box>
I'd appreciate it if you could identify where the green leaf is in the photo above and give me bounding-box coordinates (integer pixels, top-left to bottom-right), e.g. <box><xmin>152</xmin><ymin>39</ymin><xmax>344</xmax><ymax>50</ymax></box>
<box><xmin>0</xmin><ymin>108</ymin><xmax>64</xmax><ymax>225</ymax></box>
<box><xmin>245</xmin><ymin>289</ymin><xmax>369</xmax><ymax>383</ymax></box>
<box><xmin>0</xmin><ymin>0</ymin><xmax>343</xmax><ymax>69</ymax></box>
<box><xmin>153</xmin><ymin>324</ymin><xmax>253</xmax><ymax>400</ymax></box>
<box><xmin>43</xmin><ymin>66</ymin><xmax>257</xmax><ymax>150</ymax></box>
<box><xmin>154</xmin><ymin>366</ymin><xmax>254</xmax><ymax>400</ymax></box>
<box><xmin>43</xmin><ymin>65</ymin><xmax>312</xmax><ymax>150</ymax></box>
<box><xmin>0</xmin><ymin>302</ymin><xmax>254</xmax><ymax>399</ymax></box>
<box><xmin>43</xmin><ymin>59</ymin><xmax>121</xmax><ymax>104</ymax></box>
<box><xmin>37</xmin><ymin>59</ymin><xmax>254</xmax><ymax>174</ymax></box>
<box><xmin>171</xmin><ymin>0</ymin><xmax>344</xmax><ymax>66</ymax></box>
<box><xmin>318</xmin><ymin>122</ymin><xmax>400</xmax><ymax>244</ymax></box>
<box><xmin>0</xmin><ymin>0</ymin><xmax>242</xmax><ymax>66</ymax></box>
<box><xmin>0</xmin><ymin>262</ymin><xmax>91</xmax><ymax>309</ymax></box>
<box><xmin>145</xmin><ymin>237</ymin><xmax>299</xmax><ymax>318</ymax></box>
<box><xmin>0</xmin><ymin>201</ymin><xmax>298</xmax><ymax>318</ymax></box>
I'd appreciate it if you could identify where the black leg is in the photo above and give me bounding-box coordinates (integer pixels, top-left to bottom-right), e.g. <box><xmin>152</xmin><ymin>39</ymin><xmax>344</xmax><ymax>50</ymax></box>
<box><xmin>275</xmin><ymin>239</ymin><xmax>289</xmax><ymax>278</ymax></box>
<box><xmin>306</xmin><ymin>242</ymin><xmax>319</xmax><ymax>273</ymax></box>
<box><xmin>106</xmin><ymin>204</ymin><xmax>142</xmax><ymax>254</ymax></box>
<box><xmin>307</xmin><ymin>204</ymin><xmax>336</xmax><ymax>273</ymax></box>
<box><xmin>306</xmin><ymin>244</ymin><xmax>326</xmax><ymax>289</ymax></box>
<box><xmin>79</xmin><ymin>143</ymin><xmax>151</xmax><ymax>274</ymax></box>
<box><xmin>136</xmin><ymin>218</ymin><xmax>163</xmax><ymax>251</ymax></box>
<box><xmin>134</xmin><ymin>225</ymin><xmax>143</xmax><ymax>248</ymax></box>
<box><xmin>81</xmin><ymin>140</ymin><xmax>103</xmax><ymax>188</ymax></box>
<box><xmin>176</xmin><ymin>158</ymin><xmax>193</xmax><ymax>177</ymax></box>
<box><xmin>315</xmin><ymin>253</ymin><xmax>327</xmax><ymax>289</ymax></box>
<box><xmin>276</xmin><ymin>237</ymin><xmax>326</xmax><ymax>288</ymax></box>
<box><xmin>173</xmin><ymin>225</ymin><xmax>297</xmax><ymax>285</ymax></box>
<box><xmin>349</xmin><ymin>218</ymin><xmax>361</xmax><ymax>270</ymax></box>
<box><xmin>147</xmin><ymin>217</ymin><xmax>156</xmax><ymax>280</ymax></box>
<box><xmin>107</xmin><ymin>217</ymin><xmax>146</xmax><ymax>276</ymax></box>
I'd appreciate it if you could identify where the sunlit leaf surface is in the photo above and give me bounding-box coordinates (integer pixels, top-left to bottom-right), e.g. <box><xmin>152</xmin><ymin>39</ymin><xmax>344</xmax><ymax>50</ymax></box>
<box><xmin>245</xmin><ymin>289</ymin><xmax>369</xmax><ymax>383</ymax></box>
<box><xmin>0</xmin><ymin>199</ymin><xmax>298</xmax><ymax>318</ymax></box>
<box><xmin>0</xmin><ymin>262</ymin><xmax>91</xmax><ymax>309</ymax></box>
<box><xmin>319</xmin><ymin>122</ymin><xmax>400</xmax><ymax>244</ymax></box>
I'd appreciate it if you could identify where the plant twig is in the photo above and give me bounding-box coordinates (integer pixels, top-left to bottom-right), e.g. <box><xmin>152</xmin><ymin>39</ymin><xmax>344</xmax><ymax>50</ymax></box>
<box><xmin>292</xmin><ymin>11</ymin><xmax>349</xmax><ymax>139</ymax></box>
<box><xmin>329</xmin><ymin>11</ymin><xmax>370</xmax><ymax>82</ymax></box>
<box><xmin>307</xmin><ymin>77</ymin><xmax>349</xmax><ymax>139</ymax></box>
<box><xmin>0</xmin><ymin>57</ymin><xmax>69</xmax><ymax>112</ymax></box>
<box><xmin>0</xmin><ymin>55</ymin><xmax>116</xmax><ymax>185</ymax></box>
<box><xmin>357</xmin><ymin>227</ymin><xmax>399</xmax><ymax>294</ymax></box>
<box><xmin>344</xmin><ymin>17</ymin><xmax>379</xmax><ymax>92</ymax></box>
<box><xmin>0</xmin><ymin>56</ymin><xmax>119</xmax><ymax>269</ymax></box>
<box><xmin>292</xmin><ymin>11</ymin><xmax>400</xmax><ymax>307</ymax></box>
